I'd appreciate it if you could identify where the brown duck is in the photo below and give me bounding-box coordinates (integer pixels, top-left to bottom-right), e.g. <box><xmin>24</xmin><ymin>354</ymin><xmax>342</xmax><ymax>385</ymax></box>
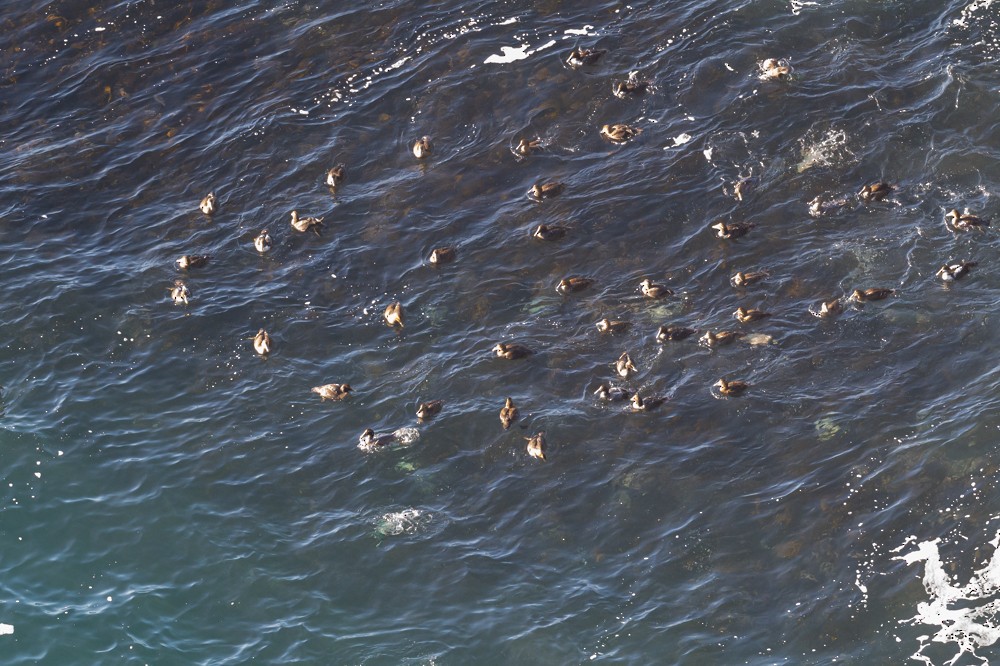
<box><xmin>311</xmin><ymin>384</ymin><xmax>353</xmax><ymax>401</ymax></box>
<box><xmin>499</xmin><ymin>397</ymin><xmax>519</xmax><ymax>430</ymax></box>
<box><xmin>416</xmin><ymin>400</ymin><xmax>443</xmax><ymax>421</ymax></box>
<box><xmin>493</xmin><ymin>342</ymin><xmax>533</xmax><ymax>360</ymax></box>
<box><xmin>525</xmin><ymin>432</ymin><xmax>547</xmax><ymax>460</ymax></box>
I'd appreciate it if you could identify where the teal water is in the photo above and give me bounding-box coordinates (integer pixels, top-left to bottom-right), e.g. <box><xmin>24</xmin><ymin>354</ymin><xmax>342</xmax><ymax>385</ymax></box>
<box><xmin>5</xmin><ymin>0</ymin><xmax>1000</xmax><ymax>663</ymax></box>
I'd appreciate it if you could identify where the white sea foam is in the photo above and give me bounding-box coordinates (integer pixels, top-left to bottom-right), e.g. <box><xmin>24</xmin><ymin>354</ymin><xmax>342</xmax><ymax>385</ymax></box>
<box><xmin>954</xmin><ymin>0</ymin><xmax>994</xmax><ymax>28</ymax></box>
<box><xmin>790</xmin><ymin>0</ymin><xmax>820</xmax><ymax>15</ymax></box>
<box><xmin>895</xmin><ymin>533</ymin><xmax>1000</xmax><ymax>665</ymax></box>
<box><xmin>375</xmin><ymin>508</ymin><xmax>432</xmax><ymax>537</ymax></box>
<box><xmin>484</xmin><ymin>45</ymin><xmax>530</xmax><ymax>64</ymax></box>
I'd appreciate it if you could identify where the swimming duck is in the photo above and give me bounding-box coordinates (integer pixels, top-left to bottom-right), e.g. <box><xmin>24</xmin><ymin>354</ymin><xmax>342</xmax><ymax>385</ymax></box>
<box><xmin>600</xmin><ymin>124</ymin><xmax>642</xmax><ymax>143</ymax></box>
<box><xmin>557</xmin><ymin>276</ymin><xmax>593</xmax><ymax>294</ymax></box>
<box><xmin>516</xmin><ymin>138</ymin><xmax>542</xmax><ymax>156</ymax></box>
<box><xmin>858</xmin><ymin>182</ymin><xmax>893</xmax><ymax>202</ymax></box>
<box><xmin>253</xmin><ymin>328</ymin><xmax>271</xmax><ymax>356</ymax></box>
<box><xmin>176</xmin><ymin>254</ymin><xmax>211</xmax><ymax>270</ymax></box>
<box><xmin>531</xmin><ymin>224</ymin><xmax>568</xmax><ymax>241</ymax></box>
<box><xmin>612</xmin><ymin>76</ymin><xmax>649</xmax><ymax>98</ymax></box>
<box><xmin>639</xmin><ymin>278</ymin><xmax>673</xmax><ymax>298</ymax></box>
<box><xmin>714</xmin><ymin>378</ymin><xmax>749</xmax><ymax>397</ymax></box>
<box><xmin>311</xmin><ymin>383</ymin><xmax>353</xmax><ymax>401</ymax></box>
<box><xmin>699</xmin><ymin>330</ymin><xmax>745</xmax><ymax>348</ymax></box>
<box><xmin>656</xmin><ymin>325</ymin><xmax>695</xmax><ymax>342</ymax></box>
<box><xmin>500</xmin><ymin>397</ymin><xmax>518</xmax><ymax>430</ymax></box>
<box><xmin>594</xmin><ymin>383</ymin><xmax>629</xmax><ymax>402</ymax></box>
<box><xmin>169</xmin><ymin>280</ymin><xmax>189</xmax><ymax>306</ymax></box>
<box><xmin>254</xmin><ymin>229</ymin><xmax>273</xmax><ymax>254</ymax></box>
<box><xmin>525</xmin><ymin>432</ymin><xmax>546</xmax><ymax>460</ymax></box>
<box><xmin>199</xmin><ymin>192</ymin><xmax>216</xmax><ymax>215</ymax></box>
<box><xmin>630</xmin><ymin>393</ymin><xmax>665</xmax><ymax>412</ymax></box>
<box><xmin>325</xmin><ymin>164</ymin><xmax>345</xmax><ymax>188</ymax></box>
<box><xmin>429</xmin><ymin>247</ymin><xmax>456</xmax><ymax>265</ymax></box>
<box><xmin>850</xmin><ymin>288</ymin><xmax>895</xmax><ymax>302</ymax></box>
<box><xmin>615</xmin><ymin>351</ymin><xmax>637</xmax><ymax>379</ymax></box>
<box><xmin>359</xmin><ymin>428</ymin><xmax>395</xmax><ymax>449</ymax></box>
<box><xmin>493</xmin><ymin>342</ymin><xmax>533</xmax><ymax>359</ymax></box>
<box><xmin>734</xmin><ymin>307</ymin><xmax>772</xmax><ymax>323</ymax></box>
<box><xmin>945</xmin><ymin>209</ymin><xmax>989</xmax><ymax>231</ymax></box>
<box><xmin>815</xmin><ymin>298</ymin><xmax>843</xmax><ymax>318</ymax></box>
<box><xmin>566</xmin><ymin>47</ymin><xmax>606</xmax><ymax>67</ymax></box>
<box><xmin>290</xmin><ymin>210</ymin><xmax>324</xmax><ymax>236</ymax></box>
<box><xmin>596</xmin><ymin>318</ymin><xmax>629</xmax><ymax>334</ymax></box>
<box><xmin>528</xmin><ymin>181</ymin><xmax>564</xmax><ymax>201</ymax></box>
<box><xmin>413</xmin><ymin>136</ymin><xmax>432</xmax><ymax>159</ymax></box>
<box><xmin>416</xmin><ymin>400</ymin><xmax>443</xmax><ymax>421</ymax></box>
<box><xmin>384</xmin><ymin>302</ymin><xmax>404</xmax><ymax>328</ymax></box>
<box><xmin>759</xmin><ymin>58</ymin><xmax>793</xmax><ymax>80</ymax></box>
<box><xmin>712</xmin><ymin>221</ymin><xmax>756</xmax><ymax>239</ymax></box>
<box><xmin>730</xmin><ymin>270</ymin><xmax>769</xmax><ymax>287</ymax></box>
<box><xmin>936</xmin><ymin>261</ymin><xmax>977</xmax><ymax>282</ymax></box>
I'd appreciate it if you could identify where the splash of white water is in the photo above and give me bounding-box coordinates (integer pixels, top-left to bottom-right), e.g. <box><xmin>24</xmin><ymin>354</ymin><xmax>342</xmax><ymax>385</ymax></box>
<box><xmin>895</xmin><ymin>533</ymin><xmax>1000</xmax><ymax>665</ymax></box>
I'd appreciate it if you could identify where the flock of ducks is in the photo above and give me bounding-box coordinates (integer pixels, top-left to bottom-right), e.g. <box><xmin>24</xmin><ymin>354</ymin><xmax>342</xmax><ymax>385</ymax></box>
<box><xmin>168</xmin><ymin>47</ymin><xmax>988</xmax><ymax>464</ymax></box>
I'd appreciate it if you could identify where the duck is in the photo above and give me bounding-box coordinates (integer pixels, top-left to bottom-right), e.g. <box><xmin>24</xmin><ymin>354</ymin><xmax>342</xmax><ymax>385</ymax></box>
<box><xmin>325</xmin><ymin>164</ymin><xmax>345</xmax><ymax>188</ymax></box>
<box><xmin>199</xmin><ymin>192</ymin><xmax>216</xmax><ymax>215</ymax></box>
<box><xmin>945</xmin><ymin>209</ymin><xmax>989</xmax><ymax>231</ymax></box>
<box><xmin>858</xmin><ymin>182</ymin><xmax>893</xmax><ymax>202</ymax></box>
<box><xmin>612</xmin><ymin>76</ymin><xmax>649</xmax><ymax>98</ymax></box>
<box><xmin>615</xmin><ymin>351</ymin><xmax>637</xmax><ymax>379</ymax></box>
<box><xmin>516</xmin><ymin>138</ymin><xmax>542</xmax><ymax>156</ymax></box>
<box><xmin>600</xmin><ymin>124</ymin><xmax>642</xmax><ymax>143</ymax></box>
<box><xmin>290</xmin><ymin>210</ymin><xmax>324</xmax><ymax>236</ymax></box>
<box><xmin>493</xmin><ymin>342</ymin><xmax>533</xmax><ymax>359</ymax></box>
<box><xmin>734</xmin><ymin>307</ymin><xmax>772</xmax><ymax>323</ymax></box>
<box><xmin>557</xmin><ymin>276</ymin><xmax>593</xmax><ymax>294</ymax></box>
<box><xmin>384</xmin><ymin>301</ymin><xmax>404</xmax><ymax>328</ymax></box>
<box><xmin>311</xmin><ymin>383</ymin><xmax>353</xmax><ymax>401</ymax></box>
<box><xmin>630</xmin><ymin>393</ymin><xmax>665</xmax><ymax>412</ymax></box>
<box><xmin>639</xmin><ymin>278</ymin><xmax>673</xmax><ymax>298</ymax></box>
<box><xmin>936</xmin><ymin>261</ymin><xmax>977</xmax><ymax>282</ymax></box>
<box><xmin>499</xmin><ymin>397</ymin><xmax>518</xmax><ymax>430</ymax></box>
<box><xmin>176</xmin><ymin>254</ymin><xmax>211</xmax><ymax>270</ymax></box>
<box><xmin>416</xmin><ymin>400</ymin><xmax>443</xmax><ymax>421</ymax></box>
<box><xmin>759</xmin><ymin>58</ymin><xmax>793</xmax><ymax>80</ymax></box>
<box><xmin>169</xmin><ymin>280</ymin><xmax>189</xmax><ymax>306</ymax></box>
<box><xmin>712</xmin><ymin>220</ymin><xmax>756</xmax><ymax>239</ymax></box>
<box><xmin>699</xmin><ymin>330</ymin><xmax>745</xmax><ymax>348</ymax></box>
<box><xmin>412</xmin><ymin>136</ymin><xmax>432</xmax><ymax>159</ymax></box>
<box><xmin>596</xmin><ymin>318</ymin><xmax>629</xmax><ymax>334</ymax></box>
<box><xmin>730</xmin><ymin>270</ymin><xmax>769</xmax><ymax>287</ymax></box>
<box><xmin>594</xmin><ymin>383</ymin><xmax>629</xmax><ymax>402</ymax></box>
<box><xmin>566</xmin><ymin>47</ymin><xmax>606</xmax><ymax>67</ymax></box>
<box><xmin>714</xmin><ymin>378</ymin><xmax>749</xmax><ymax>397</ymax></box>
<box><xmin>528</xmin><ymin>181</ymin><xmax>564</xmax><ymax>201</ymax></box>
<box><xmin>850</xmin><ymin>288</ymin><xmax>895</xmax><ymax>302</ymax></box>
<box><xmin>429</xmin><ymin>247</ymin><xmax>456</xmax><ymax>265</ymax></box>
<box><xmin>254</xmin><ymin>229</ymin><xmax>273</xmax><ymax>254</ymax></box>
<box><xmin>815</xmin><ymin>298</ymin><xmax>843</xmax><ymax>318</ymax></box>
<box><xmin>656</xmin><ymin>325</ymin><xmax>695</xmax><ymax>342</ymax></box>
<box><xmin>359</xmin><ymin>428</ymin><xmax>396</xmax><ymax>449</ymax></box>
<box><xmin>525</xmin><ymin>432</ymin><xmax>546</xmax><ymax>460</ymax></box>
<box><xmin>531</xmin><ymin>224</ymin><xmax>568</xmax><ymax>241</ymax></box>
<box><xmin>253</xmin><ymin>328</ymin><xmax>271</xmax><ymax>356</ymax></box>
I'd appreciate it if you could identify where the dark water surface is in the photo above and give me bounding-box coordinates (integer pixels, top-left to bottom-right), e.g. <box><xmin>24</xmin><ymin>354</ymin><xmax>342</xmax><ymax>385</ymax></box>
<box><xmin>5</xmin><ymin>0</ymin><xmax>1000</xmax><ymax>663</ymax></box>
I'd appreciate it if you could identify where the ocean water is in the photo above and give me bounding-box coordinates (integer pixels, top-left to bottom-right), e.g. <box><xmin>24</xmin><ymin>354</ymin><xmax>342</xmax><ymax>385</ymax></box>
<box><xmin>4</xmin><ymin>0</ymin><xmax>1000</xmax><ymax>663</ymax></box>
